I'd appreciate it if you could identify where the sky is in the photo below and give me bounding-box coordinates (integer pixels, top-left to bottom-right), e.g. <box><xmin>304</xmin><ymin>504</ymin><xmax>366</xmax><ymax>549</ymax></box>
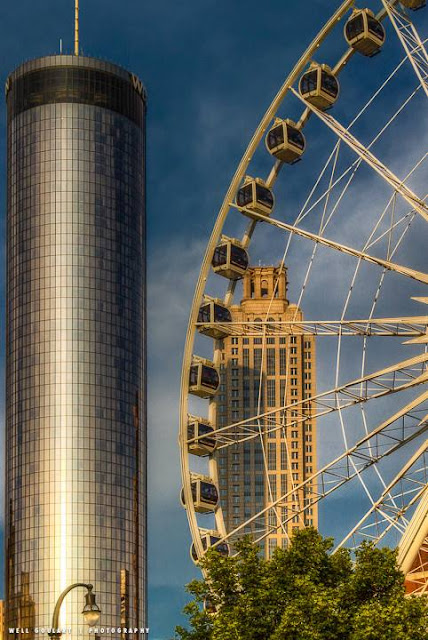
<box><xmin>0</xmin><ymin>1</ymin><xmax>428</xmax><ymax>639</ymax></box>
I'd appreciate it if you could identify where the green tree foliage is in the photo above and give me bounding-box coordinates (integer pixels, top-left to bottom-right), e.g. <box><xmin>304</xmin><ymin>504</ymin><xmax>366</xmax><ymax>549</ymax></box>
<box><xmin>174</xmin><ymin>528</ymin><xmax>428</xmax><ymax>640</ymax></box>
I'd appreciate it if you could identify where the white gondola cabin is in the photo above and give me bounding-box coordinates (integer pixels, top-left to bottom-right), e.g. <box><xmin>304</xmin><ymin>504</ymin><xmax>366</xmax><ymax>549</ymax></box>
<box><xmin>299</xmin><ymin>63</ymin><xmax>339</xmax><ymax>110</ymax></box>
<box><xmin>212</xmin><ymin>237</ymin><xmax>249</xmax><ymax>280</ymax></box>
<box><xmin>188</xmin><ymin>417</ymin><xmax>217</xmax><ymax>456</ymax></box>
<box><xmin>189</xmin><ymin>357</ymin><xmax>220</xmax><ymax>398</ymax></box>
<box><xmin>401</xmin><ymin>0</ymin><xmax>425</xmax><ymax>8</ymax></box>
<box><xmin>345</xmin><ymin>9</ymin><xmax>386</xmax><ymax>56</ymax></box>
<box><xmin>236</xmin><ymin>177</ymin><xmax>274</xmax><ymax>218</ymax></box>
<box><xmin>190</xmin><ymin>531</ymin><xmax>231</xmax><ymax>564</ymax></box>
<box><xmin>197</xmin><ymin>298</ymin><xmax>232</xmax><ymax>339</ymax></box>
<box><xmin>181</xmin><ymin>475</ymin><xmax>219</xmax><ymax>513</ymax></box>
<box><xmin>265</xmin><ymin>118</ymin><xmax>306</xmax><ymax>163</ymax></box>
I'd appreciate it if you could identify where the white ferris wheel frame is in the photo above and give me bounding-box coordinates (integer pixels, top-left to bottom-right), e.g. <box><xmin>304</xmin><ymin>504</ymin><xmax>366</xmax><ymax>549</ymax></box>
<box><xmin>179</xmin><ymin>0</ymin><xmax>428</xmax><ymax>577</ymax></box>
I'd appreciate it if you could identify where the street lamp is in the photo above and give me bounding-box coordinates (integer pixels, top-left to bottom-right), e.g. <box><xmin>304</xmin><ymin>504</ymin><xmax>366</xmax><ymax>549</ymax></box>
<box><xmin>49</xmin><ymin>583</ymin><xmax>101</xmax><ymax>637</ymax></box>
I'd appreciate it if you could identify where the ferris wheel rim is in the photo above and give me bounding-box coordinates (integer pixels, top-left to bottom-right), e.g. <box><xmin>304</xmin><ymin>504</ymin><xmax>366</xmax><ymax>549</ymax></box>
<box><xmin>178</xmin><ymin>0</ymin><xmax>427</xmax><ymax>570</ymax></box>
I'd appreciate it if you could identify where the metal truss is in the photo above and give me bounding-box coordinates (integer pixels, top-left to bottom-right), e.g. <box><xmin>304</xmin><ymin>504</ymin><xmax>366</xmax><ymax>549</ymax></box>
<box><xmin>187</xmin><ymin>352</ymin><xmax>428</xmax><ymax>448</ymax></box>
<box><xmin>196</xmin><ymin>317</ymin><xmax>428</xmax><ymax>338</ymax></box>
<box><xmin>232</xmin><ymin>204</ymin><xmax>428</xmax><ymax>286</ymax></box>
<box><xmin>382</xmin><ymin>0</ymin><xmax>428</xmax><ymax>98</ymax></box>
<box><xmin>336</xmin><ymin>439</ymin><xmax>428</xmax><ymax>553</ymax></box>
<box><xmin>290</xmin><ymin>87</ymin><xmax>428</xmax><ymax>224</ymax></box>
<box><xmin>215</xmin><ymin>395</ymin><xmax>428</xmax><ymax>547</ymax></box>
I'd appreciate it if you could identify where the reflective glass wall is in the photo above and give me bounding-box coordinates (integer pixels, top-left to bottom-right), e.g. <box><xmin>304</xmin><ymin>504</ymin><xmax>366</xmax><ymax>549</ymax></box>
<box><xmin>6</xmin><ymin>56</ymin><xmax>146</xmax><ymax>638</ymax></box>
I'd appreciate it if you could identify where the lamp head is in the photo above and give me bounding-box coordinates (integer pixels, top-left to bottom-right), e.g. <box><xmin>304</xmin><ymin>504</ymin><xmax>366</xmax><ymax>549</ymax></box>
<box><xmin>81</xmin><ymin>586</ymin><xmax>101</xmax><ymax>627</ymax></box>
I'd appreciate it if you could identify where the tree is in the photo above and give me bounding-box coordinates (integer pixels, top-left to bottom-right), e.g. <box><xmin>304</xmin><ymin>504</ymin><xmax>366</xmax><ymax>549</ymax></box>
<box><xmin>174</xmin><ymin>528</ymin><xmax>428</xmax><ymax>640</ymax></box>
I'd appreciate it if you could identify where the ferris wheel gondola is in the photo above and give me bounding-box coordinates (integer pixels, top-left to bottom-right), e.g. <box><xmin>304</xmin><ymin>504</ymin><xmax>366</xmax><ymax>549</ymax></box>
<box><xmin>344</xmin><ymin>8</ymin><xmax>386</xmax><ymax>56</ymax></box>
<box><xmin>265</xmin><ymin>118</ymin><xmax>306</xmax><ymax>163</ymax></box>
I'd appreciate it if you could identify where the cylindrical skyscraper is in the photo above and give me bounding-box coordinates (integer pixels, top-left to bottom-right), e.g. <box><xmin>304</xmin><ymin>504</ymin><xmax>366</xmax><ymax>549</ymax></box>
<box><xmin>5</xmin><ymin>55</ymin><xmax>146</xmax><ymax>637</ymax></box>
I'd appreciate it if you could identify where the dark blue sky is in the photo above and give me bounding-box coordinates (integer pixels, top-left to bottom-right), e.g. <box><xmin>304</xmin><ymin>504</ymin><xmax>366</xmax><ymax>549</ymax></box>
<box><xmin>1</xmin><ymin>2</ymin><xmax>428</xmax><ymax>639</ymax></box>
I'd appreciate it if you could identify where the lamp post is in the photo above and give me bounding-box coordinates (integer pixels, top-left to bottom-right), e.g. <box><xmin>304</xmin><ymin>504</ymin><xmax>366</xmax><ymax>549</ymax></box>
<box><xmin>48</xmin><ymin>583</ymin><xmax>101</xmax><ymax>638</ymax></box>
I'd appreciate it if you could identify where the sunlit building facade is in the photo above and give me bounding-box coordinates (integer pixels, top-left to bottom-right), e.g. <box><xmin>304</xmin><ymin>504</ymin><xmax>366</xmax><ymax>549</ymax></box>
<box><xmin>216</xmin><ymin>266</ymin><xmax>317</xmax><ymax>557</ymax></box>
<box><xmin>6</xmin><ymin>55</ymin><xmax>147</xmax><ymax>637</ymax></box>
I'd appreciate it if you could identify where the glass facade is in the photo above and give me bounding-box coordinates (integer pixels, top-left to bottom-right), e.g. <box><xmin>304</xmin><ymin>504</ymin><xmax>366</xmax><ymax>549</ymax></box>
<box><xmin>5</xmin><ymin>56</ymin><xmax>146</xmax><ymax>638</ymax></box>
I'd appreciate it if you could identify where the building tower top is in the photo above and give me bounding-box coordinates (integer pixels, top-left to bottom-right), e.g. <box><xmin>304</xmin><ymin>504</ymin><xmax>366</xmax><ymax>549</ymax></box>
<box><xmin>240</xmin><ymin>265</ymin><xmax>289</xmax><ymax>313</ymax></box>
<box><xmin>75</xmin><ymin>0</ymin><xmax>80</xmax><ymax>56</ymax></box>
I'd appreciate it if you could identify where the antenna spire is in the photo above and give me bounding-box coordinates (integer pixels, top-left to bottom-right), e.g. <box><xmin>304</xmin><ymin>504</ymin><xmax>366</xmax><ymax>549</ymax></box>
<box><xmin>74</xmin><ymin>0</ymin><xmax>79</xmax><ymax>56</ymax></box>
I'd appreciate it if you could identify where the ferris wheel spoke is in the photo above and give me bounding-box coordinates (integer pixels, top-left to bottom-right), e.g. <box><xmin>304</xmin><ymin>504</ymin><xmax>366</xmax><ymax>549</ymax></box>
<box><xmin>382</xmin><ymin>0</ymin><xmax>428</xmax><ymax>98</ymax></box>
<box><xmin>196</xmin><ymin>316</ymin><xmax>428</xmax><ymax>338</ymax></box>
<box><xmin>290</xmin><ymin>87</ymin><xmax>428</xmax><ymax>224</ymax></box>
<box><xmin>336</xmin><ymin>439</ymin><xmax>428</xmax><ymax>552</ymax></box>
<box><xmin>232</xmin><ymin>205</ymin><xmax>428</xmax><ymax>285</ymax></box>
<box><xmin>295</xmin><ymin>82</ymin><xmax>422</xmax><ymax>233</ymax></box>
<box><xmin>187</xmin><ymin>352</ymin><xmax>428</xmax><ymax>448</ymax></box>
<box><xmin>214</xmin><ymin>396</ymin><xmax>428</xmax><ymax>547</ymax></box>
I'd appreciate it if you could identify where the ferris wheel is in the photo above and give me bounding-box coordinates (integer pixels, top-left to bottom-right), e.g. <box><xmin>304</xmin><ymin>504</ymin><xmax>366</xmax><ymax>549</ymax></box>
<box><xmin>179</xmin><ymin>0</ymin><xmax>428</xmax><ymax>594</ymax></box>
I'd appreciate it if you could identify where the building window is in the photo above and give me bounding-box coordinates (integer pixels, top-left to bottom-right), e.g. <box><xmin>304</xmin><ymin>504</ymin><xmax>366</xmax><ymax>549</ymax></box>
<box><xmin>268</xmin><ymin>443</ymin><xmax>276</xmax><ymax>470</ymax></box>
<box><xmin>279</xmin><ymin>348</ymin><xmax>287</xmax><ymax>375</ymax></box>
<box><xmin>279</xmin><ymin>379</ymin><xmax>286</xmax><ymax>404</ymax></box>
<box><xmin>232</xmin><ymin>348</ymin><xmax>239</xmax><ymax>355</ymax></box>
<box><xmin>254</xmin><ymin>349</ymin><xmax>262</xmax><ymax>372</ymax></box>
<box><xmin>269</xmin><ymin>539</ymin><xmax>277</xmax><ymax>558</ymax></box>
<box><xmin>281</xmin><ymin>475</ymin><xmax>287</xmax><ymax>496</ymax></box>
<box><xmin>280</xmin><ymin>443</ymin><xmax>287</xmax><ymax>470</ymax></box>
<box><xmin>232</xmin><ymin>337</ymin><xmax>239</xmax><ymax>344</ymax></box>
<box><xmin>267</xmin><ymin>379</ymin><xmax>276</xmax><ymax>407</ymax></box>
<box><xmin>269</xmin><ymin>475</ymin><xmax>277</xmax><ymax>500</ymax></box>
<box><xmin>267</xmin><ymin>349</ymin><xmax>276</xmax><ymax>376</ymax></box>
<box><xmin>261</xmin><ymin>280</ymin><xmax>269</xmax><ymax>297</ymax></box>
<box><xmin>243</xmin><ymin>348</ymin><xmax>249</xmax><ymax>375</ymax></box>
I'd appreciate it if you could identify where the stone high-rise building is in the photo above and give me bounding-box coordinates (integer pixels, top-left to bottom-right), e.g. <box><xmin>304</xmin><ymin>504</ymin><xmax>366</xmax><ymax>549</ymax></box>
<box><xmin>216</xmin><ymin>266</ymin><xmax>317</xmax><ymax>557</ymax></box>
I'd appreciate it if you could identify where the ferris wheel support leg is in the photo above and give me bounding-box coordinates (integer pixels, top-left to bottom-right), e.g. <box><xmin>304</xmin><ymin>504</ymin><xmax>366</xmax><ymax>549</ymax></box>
<box><xmin>398</xmin><ymin>490</ymin><xmax>428</xmax><ymax>575</ymax></box>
